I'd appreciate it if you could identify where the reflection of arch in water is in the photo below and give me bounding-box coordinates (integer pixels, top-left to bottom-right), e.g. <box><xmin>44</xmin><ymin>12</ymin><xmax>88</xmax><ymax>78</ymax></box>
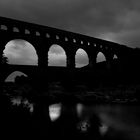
<box><xmin>75</xmin><ymin>48</ymin><xmax>89</xmax><ymax>68</ymax></box>
<box><xmin>3</xmin><ymin>39</ymin><xmax>38</xmax><ymax>65</ymax></box>
<box><xmin>96</xmin><ymin>52</ymin><xmax>106</xmax><ymax>63</ymax></box>
<box><xmin>113</xmin><ymin>54</ymin><xmax>118</xmax><ymax>59</ymax></box>
<box><xmin>0</xmin><ymin>25</ymin><xmax>8</xmax><ymax>30</ymax></box>
<box><xmin>49</xmin><ymin>103</ymin><xmax>62</xmax><ymax>122</ymax></box>
<box><xmin>76</xmin><ymin>103</ymin><xmax>84</xmax><ymax>118</ymax></box>
<box><xmin>48</xmin><ymin>44</ymin><xmax>67</xmax><ymax>67</ymax></box>
<box><xmin>5</xmin><ymin>71</ymin><xmax>27</xmax><ymax>82</ymax></box>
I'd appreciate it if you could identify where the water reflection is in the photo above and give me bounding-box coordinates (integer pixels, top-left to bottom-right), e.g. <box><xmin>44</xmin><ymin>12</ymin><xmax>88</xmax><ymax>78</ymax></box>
<box><xmin>49</xmin><ymin>103</ymin><xmax>62</xmax><ymax>122</ymax></box>
<box><xmin>99</xmin><ymin>123</ymin><xmax>108</xmax><ymax>136</ymax></box>
<box><xmin>76</xmin><ymin>103</ymin><xmax>84</xmax><ymax>118</ymax></box>
<box><xmin>77</xmin><ymin>119</ymin><xmax>90</xmax><ymax>133</ymax></box>
<box><xmin>2</xmin><ymin>95</ymin><xmax>140</xmax><ymax>140</ymax></box>
<box><xmin>95</xmin><ymin>105</ymin><xmax>140</xmax><ymax>140</ymax></box>
<box><xmin>49</xmin><ymin>102</ymin><xmax>102</xmax><ymax>139</ymax></box>
<box><xmin>11</xmin><ymin>96</ymin><xmax>34</xmax><ymax>113</ymax></box>
<box><xmin>11</xmin><ymin>96</ymin><xmax>22</xmax><ymax>106</ymax></box>
<box><xmin>49</xmin><ymin>103</ymin><xmax>140</xmax><ymax>140</ymax></box>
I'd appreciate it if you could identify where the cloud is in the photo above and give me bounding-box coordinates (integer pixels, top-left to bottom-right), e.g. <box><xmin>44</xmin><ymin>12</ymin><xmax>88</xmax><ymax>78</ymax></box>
<box><xmin>0</xmin><ymin>0</ymin><xmax>140</xmax><ymax>47</ymax></box>
<box><xmin>49</xmin><ymin>45</ymin><xmax>65</xmax><ymax>55</ymax></box>
<box><xmin>4</xmin><ymin>40</ymin><xmax>38</xmax><ymax>65</ymax></box>
<box><xmin>48</xmin><ymin>53</ymin><xmax>66</xmax><ymax>66</ymax></box>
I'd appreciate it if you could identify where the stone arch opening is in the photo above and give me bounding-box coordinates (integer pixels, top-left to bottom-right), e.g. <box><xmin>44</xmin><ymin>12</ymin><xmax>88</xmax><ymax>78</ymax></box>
<box><xmin>13</xmin><ymin>27</ymin><xmax>20</xmax><ymax>32</ymax></box>
<box><xmin>96</xmin><ymin>52</ymin><xmax>106</xmax><ymax>63</ymax></box>
<box><xmin>75</xmin><ymin>48</ymin><xmax>89</xmax><ymax>68</ymax></box>
<box><xmin>48</xmin><ymin>44</ymin><xmax>67</xmax><ymax>67</ymax></box>
<box><xmin>113</xmin><ymin>54</ymin><xmax>118</xmax><ymax>59</ymax></box>
<box><xmin>46</xmin><ymin>33</ymin><xmax>50</xmax><ymax>38</ymax></box>
<box><xmin>0</xmin><ymin>25</ymin><xmax>8</xmax><ymax>30</ymax></box>
<box><xmin>5</xmin><ymin>71</ymin><xmax>28</xmax><ymax>83</ymax></box>
<box><xmin>3</xmin><ymin>39</ymin><xmax>38</xmax><ymax>65</ymax></box>
<box><xmin>36</xmin><ymin>31</ymin><xmax>40</xmax><ymax>36</ymax></box>
<box><xmin>25</xmin><ymin>29</ymin><xmax>30</xmax><ymax>34</ymax></box>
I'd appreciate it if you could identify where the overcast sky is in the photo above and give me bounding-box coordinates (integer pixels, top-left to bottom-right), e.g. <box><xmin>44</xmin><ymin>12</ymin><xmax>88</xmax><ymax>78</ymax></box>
<box><xmin>1</xmin><ymin>0</ymin><xmax>140</xmax><ymax>71</ymax></box>
<box><xmin>1</xmin><ymin>0</ymin><xmax>140</xmax><ymax>47</ymax></box>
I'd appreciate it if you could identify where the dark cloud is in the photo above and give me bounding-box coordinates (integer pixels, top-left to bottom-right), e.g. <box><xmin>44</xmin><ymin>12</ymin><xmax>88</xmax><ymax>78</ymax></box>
<box><xmin>1</xmin><ymin>0</ymin><xmax>140</xmax><ymax>48</ymax></box>
<box><xmin>110</xmin><ymin>30</ymin><xmax>140</xmax><ymax>48</ymax></box>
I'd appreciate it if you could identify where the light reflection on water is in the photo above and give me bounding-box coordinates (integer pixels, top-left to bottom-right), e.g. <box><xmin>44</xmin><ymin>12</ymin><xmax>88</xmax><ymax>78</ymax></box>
<box><xmin>11</xmin><ymin>96</ymin><xmax>22</xmax><ymax>106</ymax></box>
<box><xmin>49</xmin><ymin>103</ymin><xmax>108</xmax><ymax>135</ymax></box>
<box><xmin>9</xmin><ymin>97</ymin><xmax>140</xmax><ymax>140</ymax></box>
<box><xmin>49</xmin><ymin>103</ymin><xmax>62</xmax><ymax>122</ymax></box>
<box><xmin>76</xmin><ymin>103</ymin><xmax>84</xmax><ymax>118</ymax></box>
<box><xmin>99</xmin><ymin>123</ymin><xmax>108</xmax><ymax>135</ymax></box>
<box><xmin>77</xmin><ymin>119</ymin><xmax>91</xmax><ymax>133</ymax></box>
<box><xmin>48</xmin><ymin>103</ymin><xmax>140</xmax><ymax>139</ymax></box>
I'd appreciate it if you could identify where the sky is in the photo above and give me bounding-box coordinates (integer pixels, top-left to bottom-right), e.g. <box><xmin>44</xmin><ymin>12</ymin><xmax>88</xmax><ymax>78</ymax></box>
<box><xmin>1</xmin><ymin>0</ymin><xmax>140</xmax><ymax>47</ymax></box>
<box><xmin>1</xmin><ymin>0</ymin><xmax>140</xmax><ymax>73</ymax></box>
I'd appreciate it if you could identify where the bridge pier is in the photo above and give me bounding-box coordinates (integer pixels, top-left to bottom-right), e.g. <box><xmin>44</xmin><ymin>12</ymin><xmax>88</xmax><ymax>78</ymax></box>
<box><xmin>66</xmin><ymin>49</ymin><xmax>76</xmax><ymax>68</ymax></box>
<box><xmin>88</xmin><ymin>53</ymin><xmax>97</xmax><ymax>69</ymax></box>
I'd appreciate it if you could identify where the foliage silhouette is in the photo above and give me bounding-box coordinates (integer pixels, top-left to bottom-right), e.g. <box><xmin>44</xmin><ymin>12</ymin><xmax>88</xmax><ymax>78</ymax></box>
<box><xmin>1</xmin><ymin>54</ymin><xmax>8</xmax><ymax>64</ymax></box>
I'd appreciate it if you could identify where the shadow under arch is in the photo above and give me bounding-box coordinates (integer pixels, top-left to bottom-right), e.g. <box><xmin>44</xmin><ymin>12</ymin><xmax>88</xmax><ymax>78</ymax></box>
<box><xmin>3</xmin><ymin>39</ymin><xmax>38</xmax><ymax>66</ymax></box>
<box><xmin>96</xmin><ymin>52</ymin><xmax>106</xmax><ymax>63</ymax></box>
<box><xmin>48</xmin><ymin>44</ymin><xmax>67</xmax><ymax>67</ymax></box>
<box><xmin>75</xmin><ymin>48</ymin><xmax>89</xmax><ymax>68</ymax></box>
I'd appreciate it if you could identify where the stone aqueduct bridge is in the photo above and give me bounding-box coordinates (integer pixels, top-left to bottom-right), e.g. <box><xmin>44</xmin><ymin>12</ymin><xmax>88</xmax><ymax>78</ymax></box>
<box><xmin>0</xmin><ymin>16</ymin><xmax>139</xmax><ymax>84</ymax></box>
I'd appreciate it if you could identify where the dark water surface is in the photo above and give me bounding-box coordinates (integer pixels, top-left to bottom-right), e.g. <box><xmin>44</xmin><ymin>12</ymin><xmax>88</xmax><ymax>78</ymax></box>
<box><xmin>94</xmin><ymin>105</ymin><xmax>140</xmax><ymax>140</ymax></box>
<box><xmin>0</xmin><ymin>94</ymin><xmax>140</xmax><ymax>140</ymax></box>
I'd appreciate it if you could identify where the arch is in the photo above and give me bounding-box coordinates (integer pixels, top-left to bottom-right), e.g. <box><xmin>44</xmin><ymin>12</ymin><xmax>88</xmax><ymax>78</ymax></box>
<box><xmin>96</xmin><ymin>52</ymin><xmax>106</xmax><ymax>63</ymax></box>
<box><xmin>3</xmin><ymin>39</ymin><xmax>38</xmax><ymax>65</ymax></box>
<box><xmin>46</xmin><ymin>33</ymin><xmax>50</xmax><ymax>38</ymax></box>
<box><xmin>100</xmin><ymin>45</ymin><xmax>103</xmax><ymax>49</ymax></box>
<box><xmin>13</xmin><ymin>27</ymin><xmax>20</xmax><ymax>32</ymax></box>
<box><xmin>48</xmin><ymin>44</ymin><xmax>67</xmax><ymax>67</ymax></box>
<box><xmin>25</xmin><ymin>29</ymin><xmax>30</xmax><ymax>34</ymax></box>
<box><xmin>88</xmin><ymin>42</ymin><xmax>90</xmax><ymax>46</ymax></box>
<box><xmin>73</xmin><ymin>39</ymin><xmax>76</xmax><ymax>43</ymax></box>
<box><xmin>56</xmin><ymin>35</ymin><xmax>59</xmax><ymax>40</ymax></box>
<box><xmin>5</xmin><ymin>71</ymin><xmax>27</xmax><ymax>82</ymax></box>
<box><xmin>81</xmin><ymin>40</ymin><xmax>84</xmax><ymax>45</ymax></box>
<box><xmin>1</xmin><ymin>25</ymin><xmax>8</xmax><ymax>30</ymax></box>
<box><xmin>36</xmin><ymin>31</ymin><xmax>40</xmax><ymax>36</ymax></box>
<box><xmin>113</xmin><ymin>54</ymin><xmax>118</xmax><ymax>59</ymax></box>
<box><xmin>65</xmin><ymin>37</ymin><xmax>68</xmax><ymax>41</ymax></box>
<box><xmin>75</xmin><ymin>48</ymin><xmax>89</xmax><ymax>68</ymax></box>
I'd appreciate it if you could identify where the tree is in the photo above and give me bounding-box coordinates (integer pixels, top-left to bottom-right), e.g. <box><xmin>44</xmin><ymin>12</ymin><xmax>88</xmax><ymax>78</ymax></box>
<box><xmin>1</xmin><ymin>54</ymin><xmax>8</xmax><ymax>64</ymax></box>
